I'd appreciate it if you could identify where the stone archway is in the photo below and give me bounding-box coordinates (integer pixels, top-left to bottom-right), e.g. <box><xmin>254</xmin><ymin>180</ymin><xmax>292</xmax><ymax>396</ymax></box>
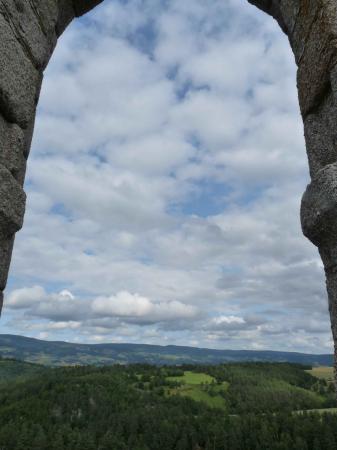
<box><xmin>1</xmin><ymin>0</ymin><xmax>337</xmax><ymax>377</ymax></box>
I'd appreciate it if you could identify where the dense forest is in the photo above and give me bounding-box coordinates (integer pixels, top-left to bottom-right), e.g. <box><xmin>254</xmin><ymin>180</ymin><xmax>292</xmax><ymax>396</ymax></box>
<box><xmin>0</xmin><ymin>360</ymin><xmax>336</xmax><ymax>449</ymax></box>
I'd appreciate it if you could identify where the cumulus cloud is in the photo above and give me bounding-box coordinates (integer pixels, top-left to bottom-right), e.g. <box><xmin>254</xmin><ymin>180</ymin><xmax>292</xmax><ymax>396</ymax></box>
<box><xmin>7</xmin><ymin>286</ymin><xmax>46</xmax><ymax>310</ymax></box>
<box><xmin>92</xmin><ymin>291</ymin><xmax>200</xmax><ymax>323</ymax></box>
<box><xmin>2</xmin><ymin>0</ymin><xmax>332</xmax><ymax>353</ymax></box>
<box><xmin>6</xmin><ymin>286</ymin><xmax>200</xmax><ymax>328</ymax></box>
<box><xmin>210</xmin><ymin>315</ymin><xmax>246</xmax><ymax>327</ymax></box>
<box><xmin>7</xmin><ymin>287</ymin><xmax>89</xmax><ymax>322</ymax></box>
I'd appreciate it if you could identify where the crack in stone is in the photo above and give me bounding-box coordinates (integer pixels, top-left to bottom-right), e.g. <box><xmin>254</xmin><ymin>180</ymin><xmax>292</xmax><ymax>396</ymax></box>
<box><xmin>296</xmin><ymin>6</ymin><xmax>321</xmax><ymax>64</ymax></box>
<box><xmin>27</xmin><ymin>0</ymin><xmax>48</xmax><ymax>38</ymax></box>
<box><xmin>289</xmin><ymin>3</ymin><xmax>302</xmax><ymax>38</ymax></box>
<box><xmin>0</xmin><ymin>6</ymin><xmax>39</xmax><ymax>71</ymax></box>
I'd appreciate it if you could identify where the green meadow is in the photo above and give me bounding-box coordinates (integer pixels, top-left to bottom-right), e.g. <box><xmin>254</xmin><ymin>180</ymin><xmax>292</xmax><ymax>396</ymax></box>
<box><xmin>306</xmin><ymin>366</ymin><xmax>334</xmax><ymax>381</ymax></box>
<box><xmin>167</xmin><ymin>370</ymin><xmax>215</xmax><ymax>385</ymax></box>
<box><xmin>166</xmin><ymin>371</ymin><xmax>229</xmax><ymax>410</ymax></box>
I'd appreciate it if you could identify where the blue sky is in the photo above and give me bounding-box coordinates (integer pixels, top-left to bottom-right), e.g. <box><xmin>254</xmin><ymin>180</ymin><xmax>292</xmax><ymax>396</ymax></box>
<box><xmin>1</xmin><ymin>0</ymin><xmax>332</xmax><ymax>353</ymax></box>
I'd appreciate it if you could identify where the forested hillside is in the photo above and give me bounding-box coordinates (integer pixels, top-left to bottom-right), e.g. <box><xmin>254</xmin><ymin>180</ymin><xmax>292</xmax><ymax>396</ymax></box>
<box><xmin>0</xmin><ymin>357</ymin><xmax>46</xmax><ymax>384</ymax></box>
<box><xmin>0</xmin><ymin>361</ymin><xmax>336</xmax><ymax>449</ymax></box>
<box><xmin>0</xmin><ymin>334</ymin><xmax>333</xmax><ymax>366</ymax></box>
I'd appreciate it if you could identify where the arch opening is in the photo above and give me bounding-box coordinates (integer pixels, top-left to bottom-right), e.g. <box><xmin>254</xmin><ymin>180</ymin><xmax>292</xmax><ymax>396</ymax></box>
<box><xmin>0</xmin><ymin>0</ymin><xmax>337</xmax><ymax>373</ymax></box>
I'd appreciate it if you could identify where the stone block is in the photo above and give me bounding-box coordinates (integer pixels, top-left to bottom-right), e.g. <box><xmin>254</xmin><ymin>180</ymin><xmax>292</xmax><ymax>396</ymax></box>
<box><xmin>304</xmin><ymin>88</ymin><xmax>337</xmax><ymax>176</ymax></box>
<box><xmin>0</xmin><ymin>0</ymin><xmax>56</xmax><ymax>70</ymax></box>
<box><xmin>288</xmin><ymin>0</ymin><xmax>319</xmax><ymax>63</ymax></box>
<box><xmin>0</xmin><ymin>165</ymin><xmax>26</xmax><ymax>236</ymax></box>
<box><xmin>279</xmin><ymin>0</ymin><xmax>301</xmax><ymax>36</ymax></box>
<box><xmin>0</xmin><ymin>114</ymin><xmax>26</xmax><ymax>184</ymax></box>
<box><xmin>0</xmin><ymin>235</ymin><xmax>14</xmax><ymax>291</ymax></box>
<box><xmin>296</xmin><ymin>1</ymin><xmax>337</xmax><ymax>116</ymax></box>
<box><xmin>0</xmin><ymin>14</ymin><xmax>41</xmax><ymax>127</ymax></box>
<box><xmin>301</xmin><ymin>163</ymin><xmax>337</xmax><ymax>247</ymax></box>
<box><xmin>30</xmin><ymin>0</ymin><xmax>59</xmax><ymax>39</ymax></box>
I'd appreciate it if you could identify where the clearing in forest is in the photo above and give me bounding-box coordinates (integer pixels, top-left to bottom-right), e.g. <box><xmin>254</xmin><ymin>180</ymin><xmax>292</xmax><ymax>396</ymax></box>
<box><xmin>306</xmin><ymin>367</ymin><xmax>334</xmax><ymax>381</ymax></box>
<box><xmin>166</xmin><ymin>371</ymin><xmax>229</xmax><ymax>410</ymax></box>
<box><xmin>167</xmin><ymin>371</ymin><xmax>215</xmax><ymax>385</ymax></box>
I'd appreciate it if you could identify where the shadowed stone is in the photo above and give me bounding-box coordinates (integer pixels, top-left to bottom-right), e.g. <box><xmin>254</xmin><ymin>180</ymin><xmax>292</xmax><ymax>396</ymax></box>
<box><xmin>301</xmin><ymin>163</ymin><xmax>337</xmax><ymax>247</ymax></box>
<box><xmin>0</xmin><ymin>236</ymin><xmax>14</xmax><ymax>293</ymax></box>
<box><xmin>0</xmin><ymin>165</ymin><xmax>26</xmax><ymax>235</ymax></box>
<box><xmin>0</xmin><ymin>115</ymin><xmax>27</xmax><ymax>184</ymax></box>
<box><xmin>0</xmin><ymin>13</ymin><xmax>41</xmax><ymax>127</ymax></box>
<box><xmin>72</xmin><ymin>0</ymin><xmax>104</xmax><ymax>17</ymax></box>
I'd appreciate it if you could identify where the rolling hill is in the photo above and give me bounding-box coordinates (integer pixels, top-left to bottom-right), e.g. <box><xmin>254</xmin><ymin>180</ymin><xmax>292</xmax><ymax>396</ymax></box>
<box><xmin>0</xmin><ymin>334</ymin><xmax>333</xmax><ymax>366</ymax></box>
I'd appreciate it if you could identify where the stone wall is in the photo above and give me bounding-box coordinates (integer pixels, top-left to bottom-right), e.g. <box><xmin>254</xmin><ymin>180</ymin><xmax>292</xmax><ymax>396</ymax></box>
<box><xmin>1</xmin><ymin>0</ymin><xmax>337</xmax><ymax>378</ymax></box>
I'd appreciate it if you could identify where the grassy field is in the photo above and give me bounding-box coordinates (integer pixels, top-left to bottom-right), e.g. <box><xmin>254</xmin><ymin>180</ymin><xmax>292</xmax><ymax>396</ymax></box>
<box><xmin>306</xmin><ymin>366</ymin><xmax>334</xmax><ymax>381</ymax></box>
<box><xmin>166</xmin><ymin>371</ymin><xmax>228</xmax><ymax>410</ymax></box>
<box><xmin>171</xmin><ymin>385</ymin><xmax>227</xmax><ymax>409</ymax></box>
<box><xmin>167</xmin><ymin>371</ymin><xmax>215</xmax><ymax>385</ymax></box>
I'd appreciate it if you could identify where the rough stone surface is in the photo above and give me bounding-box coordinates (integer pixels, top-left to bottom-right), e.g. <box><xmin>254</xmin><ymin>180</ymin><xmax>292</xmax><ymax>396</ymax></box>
<box><xmin>303</xmin><ymin>89</ymin><xmax>337</xmax><ymax>176</ymax></box>
<box><xmin>301</xmin><ymin>163</ymin><xmax>337</xmax><ymax>247</ymax></box>
<box><xmin>0</xmin><ymin>0</ymin><xmax>56</xmax><ymax>70</ymax></box>
<box><xmin>0</xmin><ymin>165</ymin><xmax>26</xmax><ymax>235</ymax></box>
<box><xmin>1</xmin><ymin>0</ymin><xmax>337</xmax><ymax>388</ymax></box>
<box><xmin>30</xmin><ymin>0</ymin><xmax>59</xmax><ymax>38</ymax></box>
<box><xmin>0</xmin><ymin>13</ymin><xmax>41</xmax><ymax>127</ymax></box>
<box><xmin>0</xmin><ymin>114</ymin><xmax>27</xmax><ymax>184</ymax></box>
<box><xmin>0</xmin><ymin>235</ymin><xmax>14</xmax><ymax>291</ymax></box>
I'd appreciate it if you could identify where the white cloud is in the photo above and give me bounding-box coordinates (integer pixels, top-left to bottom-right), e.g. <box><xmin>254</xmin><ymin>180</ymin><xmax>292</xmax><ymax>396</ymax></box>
<box><xmin>212</xmin><ymin>315</ymin><xmax>245</xmax><ymax>326</ymax></box>
<box><xmin>7</xmin><ymin>286</ymin><xmax>45</xmax><ymax>309</ymax></box>
<box><xmin>92</xmin><ymin>291</ymin><xmax>200</xmax><ymax>322</ymax></box>
<box><xmin>6</xmin><ymin>286</ymin><xmax>200</xmax><ymax>327</ymax></box>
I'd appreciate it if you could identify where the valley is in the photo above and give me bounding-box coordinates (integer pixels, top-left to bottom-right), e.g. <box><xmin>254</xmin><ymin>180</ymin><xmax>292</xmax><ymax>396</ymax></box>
<box><xmin>0</xmin><ymin>358</ymin><xmax>336</xmax><ymax>449</ymax></box>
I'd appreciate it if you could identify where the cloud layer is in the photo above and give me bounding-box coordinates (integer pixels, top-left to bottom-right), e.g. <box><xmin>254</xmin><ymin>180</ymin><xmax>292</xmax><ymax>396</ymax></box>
<box><xmin>2</xmin><ymin>0</ymin><xmax>332</xmax><ymax>353</ymax></box>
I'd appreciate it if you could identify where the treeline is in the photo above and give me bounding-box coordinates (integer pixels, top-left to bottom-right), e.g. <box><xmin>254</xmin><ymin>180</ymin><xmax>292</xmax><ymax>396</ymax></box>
<box><xmin>0</xmin><ymin>363</ymin><xmax>336</xmax><ymax>449</ymax></box>
<box><xmin>0</xmin><ymin>356</ymin><xmax>46</xmax><ymax>384</ymax></box>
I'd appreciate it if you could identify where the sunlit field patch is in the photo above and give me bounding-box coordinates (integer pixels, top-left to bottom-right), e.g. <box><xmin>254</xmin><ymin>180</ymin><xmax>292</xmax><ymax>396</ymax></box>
<box><xmin>166</xmin><ymin>371</ymin><xmax>229</xmax><ymax>410</ymax></box>
<box><xmin>167</xmin><ymin>371</ymin><xmax>215</xmax><ymax>385</ymax></box>
<box><xmin>306</xmin><ymin>367</ymin><xmax>334</xmax><ymax>381</ymax></box>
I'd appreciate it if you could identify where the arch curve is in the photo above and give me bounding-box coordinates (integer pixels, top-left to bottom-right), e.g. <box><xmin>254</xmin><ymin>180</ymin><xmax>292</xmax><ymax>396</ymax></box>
<box><xmin>1</xmin><ymin>0</ymin><xmax>337</xmax><ymax>378</ymax></box>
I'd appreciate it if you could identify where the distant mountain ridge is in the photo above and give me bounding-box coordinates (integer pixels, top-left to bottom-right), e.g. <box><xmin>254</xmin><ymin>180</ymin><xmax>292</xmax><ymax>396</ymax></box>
<box><xmin>0</xmin><ymin>334</ymin><xmax>333</xmax><ymax>366</ymax></box>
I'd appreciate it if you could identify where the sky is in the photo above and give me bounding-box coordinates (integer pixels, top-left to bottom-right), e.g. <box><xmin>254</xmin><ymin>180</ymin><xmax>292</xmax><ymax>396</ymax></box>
<box><xmin>1</xmin><ymin>0</ymin><xmax>333</xmax><ymax>353</ymax></box>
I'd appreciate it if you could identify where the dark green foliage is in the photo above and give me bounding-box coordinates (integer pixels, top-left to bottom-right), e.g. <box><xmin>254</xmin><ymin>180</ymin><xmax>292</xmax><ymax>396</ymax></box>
<box><xmin>0</xmin><ymin>362</ymin><xmax>336</xmax><ymax>450</ymax></box>
<box><xmin>0</xmin><ymin>356</ymin><xmax>46</xmax><ymax>383</ymax></box>
<box><xmin>207</xmin><ymin>362</ymin><xmax>329</xmax><ymax>414</ymax></box>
